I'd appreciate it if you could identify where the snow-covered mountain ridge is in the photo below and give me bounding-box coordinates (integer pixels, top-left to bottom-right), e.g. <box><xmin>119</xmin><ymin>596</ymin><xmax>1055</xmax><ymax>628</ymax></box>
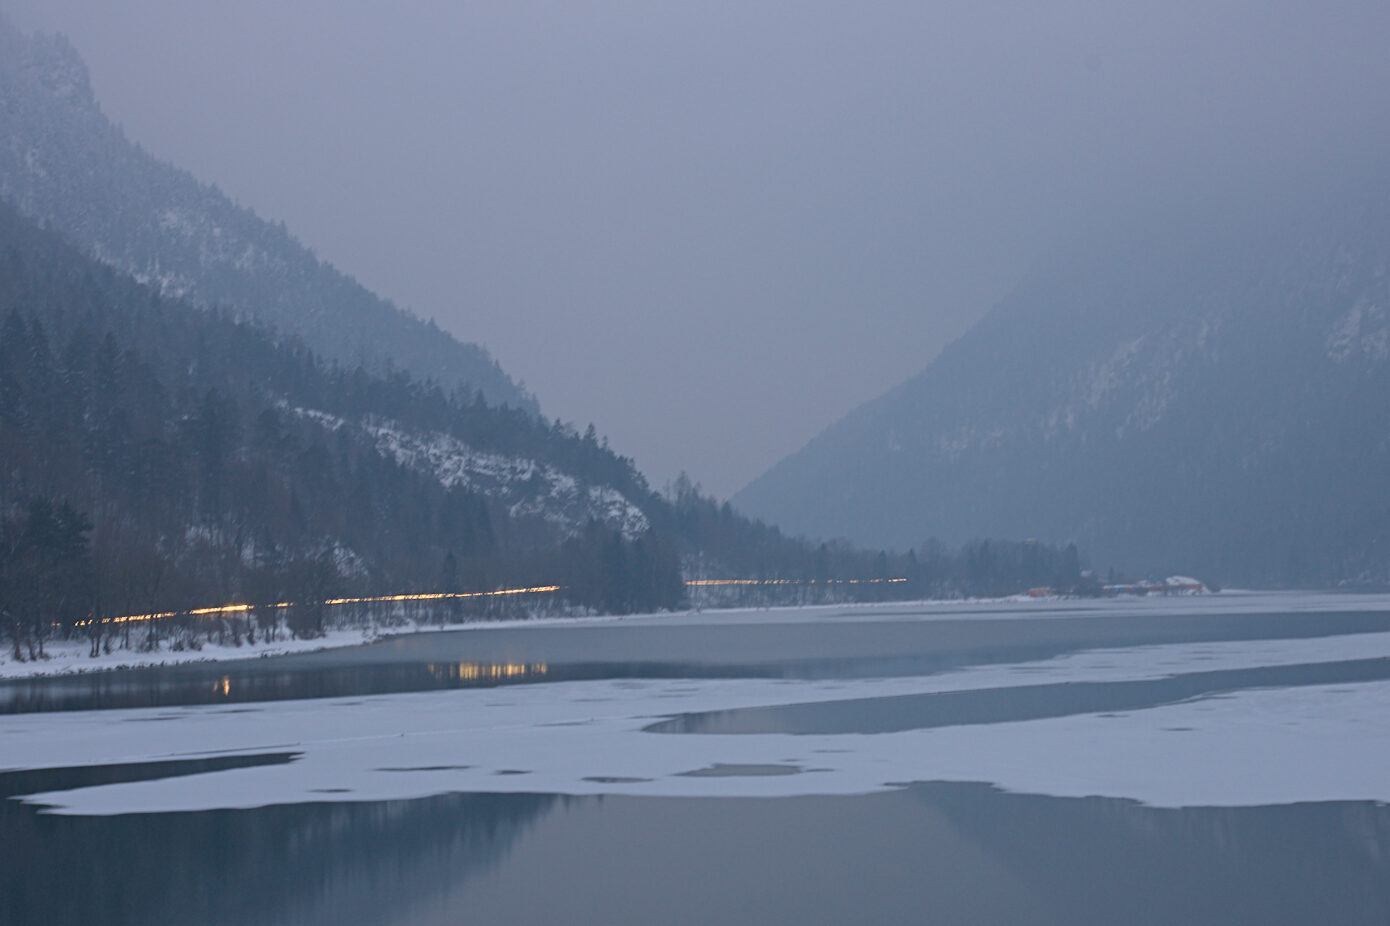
<box><xmin>735</xmin><ymin>185</ymin><xmax>1390</xmax><ymax>584</ymax></box>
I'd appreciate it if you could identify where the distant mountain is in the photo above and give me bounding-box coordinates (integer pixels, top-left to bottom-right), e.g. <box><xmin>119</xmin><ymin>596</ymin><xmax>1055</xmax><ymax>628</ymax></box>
<box><xmin>0</xmin><ymin>16</ymin><xmax>534</xmax><ymax>412</ymax></box>
<box><xmin>735</xmin><ymin>181</ymin><xmax>1390</xmax><ymax>585</ymax></box>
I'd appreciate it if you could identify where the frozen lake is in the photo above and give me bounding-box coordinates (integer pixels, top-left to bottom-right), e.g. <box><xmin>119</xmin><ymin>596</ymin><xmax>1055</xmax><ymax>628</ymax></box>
<box><xmin>4</xmin><ymin>592</ymin><xmax>1390</xmax><ymax>924</ymax></box>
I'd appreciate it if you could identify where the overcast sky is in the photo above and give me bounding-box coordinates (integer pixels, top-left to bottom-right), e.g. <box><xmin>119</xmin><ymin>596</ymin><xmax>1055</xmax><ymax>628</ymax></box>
<box><xmin>8</xmin><ymin>1</ymin><xmax>1390</xmax><ymax>496</ymax></box>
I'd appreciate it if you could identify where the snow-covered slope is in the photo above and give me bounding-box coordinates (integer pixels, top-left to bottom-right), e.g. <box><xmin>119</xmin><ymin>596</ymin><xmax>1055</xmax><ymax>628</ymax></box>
<box><xmin>295</xmin><ymin>408</ymin><xmax>649</xmax><ymax>540</ymax></box>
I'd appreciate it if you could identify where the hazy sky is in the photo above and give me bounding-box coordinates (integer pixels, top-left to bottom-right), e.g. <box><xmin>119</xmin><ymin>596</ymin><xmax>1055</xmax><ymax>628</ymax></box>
<box><xmin>8</xmin><ymin>1</ymin><xmax>1390</xmax><ymax>496</ymax></box>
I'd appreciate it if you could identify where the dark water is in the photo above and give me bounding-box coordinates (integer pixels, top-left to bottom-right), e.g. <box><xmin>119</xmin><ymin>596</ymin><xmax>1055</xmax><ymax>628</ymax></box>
<box><xmin>0</xmin><ymin>660</ymin><xmax>750</xmax><ymax>714</ymax></box>
<box><xmin>647</xmin><ymin>656</ymin><xmax>1390</xmax><ymax>734</ymax></box>
<box><xmin>3</xmin><ymin>761</ymin><xmax>1387</xmax><ymax>926</ymax></box>
<box><xmin>6</xmin><ymin>608</ymin><xmax>1390</xmax><ymax>714</ymax></box>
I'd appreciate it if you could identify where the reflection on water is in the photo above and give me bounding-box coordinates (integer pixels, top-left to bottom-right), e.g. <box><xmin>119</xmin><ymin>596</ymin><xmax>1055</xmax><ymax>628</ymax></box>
<box><xmin>427</xmin><ymin>662</ymin><xmax>548</xmax><ymax>682</ymax></box>
<box><xmin>1</xmin><ymin>762</ymin><xmax>558</xmax><ymax>926</ymax></box>
<box><xmin>2</xmin><ymin>654</ymin><xmax>1063</xmax><ymax>714</ymax></box>
<box><xmin>908</xmin><ymin>782</ymin><xmax>1390</xmax><ymax>926</ymax></box>
<box><xmin>0</xmin><ymin>660</ymin><xmax>693</xmax><ymax>714</ymax></box>
<box><xmin>185</xmin><ymin>661</ymin><xmax>550</xmax><ymax>700</ymax></box>
<box><xmin>4</xmin><ymin>767</ymin><xmax>1388</xmax><ymax>926</ymax></box>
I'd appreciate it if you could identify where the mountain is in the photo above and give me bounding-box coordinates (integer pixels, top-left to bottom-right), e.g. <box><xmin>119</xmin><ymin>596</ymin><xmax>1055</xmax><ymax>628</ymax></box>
<box><xmin>735</xmin><ymin>180</ymin><xmax>1390</xmax><ymax>586</ymax></box>
<box><xmin>0</xmin><ymin>195</ymin><xmax>685</xmax><ymax>632</ymax></box>
<box><xmin>0</xmin><ymin>16</ymin><xmax>534</xmax><ymax>412</ymax></box>
<box><xmin>0</xmin><ymin>20</ymin><xmax>1111</xmax><ymax>648</ymax></box>
<box><xmin>5</xmin><ymin>196</ymin><xmax>1065</xmax><ymax>651</ymax></box>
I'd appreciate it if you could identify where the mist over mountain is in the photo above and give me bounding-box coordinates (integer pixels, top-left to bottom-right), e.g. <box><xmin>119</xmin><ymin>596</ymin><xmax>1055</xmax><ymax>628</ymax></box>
<box><xmin>3</xmin><ymin>194</ymin><xmax>1077</xmax><ymax>646</ymax></box>
<box><xmin>0</xmin><ymin>16</ymin><xmax>533</xmax><ymax>413</ymax></box>
<box><xmin>736</xmin><ymin>177</ymin><xmax>1390</xmax><ymax>586</ymax></box>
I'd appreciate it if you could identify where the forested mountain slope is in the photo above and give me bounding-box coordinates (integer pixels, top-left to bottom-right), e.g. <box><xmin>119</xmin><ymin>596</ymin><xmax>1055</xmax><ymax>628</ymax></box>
<box><xmin>0</xmin><ymin>197</ymin><xmax>681</xmax><ymax>629</ymax></box>
<box><xmin>736</xmin><ymin>183</ymin><xmax>1390</xmax><ymax>585</ymax></box>
<box><xmin>0</xmin><ymin>16</ymin><xmax>533</xmax><ymax>412</ymax></box>
<box><xmin>1</xmin><ymin>200</ymin><xmax>1078</xmax><ymax>652</ymax></box>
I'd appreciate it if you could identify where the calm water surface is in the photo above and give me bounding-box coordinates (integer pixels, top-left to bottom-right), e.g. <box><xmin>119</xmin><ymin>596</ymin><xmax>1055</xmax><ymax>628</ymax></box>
<box><xmin>4</xmin><ymin>765</ymin><xmax>1387</xmax><ymax>926</ymax></box>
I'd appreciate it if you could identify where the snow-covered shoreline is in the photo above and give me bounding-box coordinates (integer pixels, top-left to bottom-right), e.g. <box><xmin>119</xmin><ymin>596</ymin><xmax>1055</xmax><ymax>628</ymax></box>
<box><xmin>0</xmin><ymin>626</ymin><xmax>384</xmax><ymax>680</ymax></box>
<box><xmin>0</xmin><ymin>608</ymin><xmax>700</xmax><ymax>680</ymax></box>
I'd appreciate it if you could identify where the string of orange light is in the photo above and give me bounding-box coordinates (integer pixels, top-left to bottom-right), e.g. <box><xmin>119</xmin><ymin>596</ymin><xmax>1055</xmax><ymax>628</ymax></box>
<box><xmin>72</xmin><ymin>577</ymin><xmax>909</xmax><ymax>627</ymax></box>
<box><xmin>685</xmin><ymin>577</ymin><xmax>908</xmax><ymax>587</ymax></box>
<box><xmin>73</xmin><ymin>585</ymin><xmax>562</xmax><ymax>627</ymax></box>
